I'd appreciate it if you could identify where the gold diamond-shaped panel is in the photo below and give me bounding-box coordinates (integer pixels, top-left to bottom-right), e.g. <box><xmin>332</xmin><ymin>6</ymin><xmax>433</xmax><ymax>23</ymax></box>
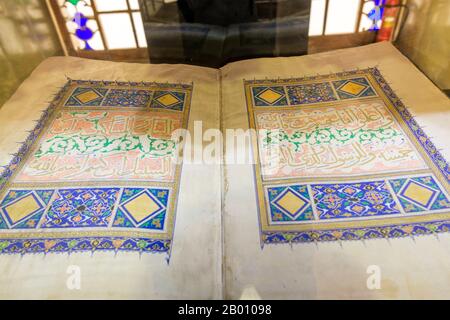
<box><xmin>156</xmin><ymin>93</ymin><xmax>180</xmax><ymax>107</ymax></box>
<box><xmin>402</xmin><ymin>182</ymin><xmax>435</xmax><ymax>207</ymax></box>
<box><xmin>276</xmin><ymin>190</ymin><xmax>306</xmax><ymax>215</ymax></box>
<box><xmin>75</xmin><ymin>90</ymin><xmax>101</xmax><ymax>104</ymax></box>
<box><xmin>258</xmin><ymin>89</ymin><xmax>283</xmax><ymax>104</ymax></box>
<box><xmin>4</xmin><ymin>194</ymin><xmax>41</xmax><ymax>224</ymax></box>
<box><xmin>123</xmin><ymin>192</ymin><xmax>161</xmax><ymax>224</ymax></box>
<box><xmin>339</xmin><ymin>81</ymin><xmax>366</xmax><ymax>96</ymax></box>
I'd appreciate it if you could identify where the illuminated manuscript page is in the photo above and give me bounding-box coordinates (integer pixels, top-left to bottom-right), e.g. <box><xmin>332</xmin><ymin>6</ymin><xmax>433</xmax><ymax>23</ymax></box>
<box><xmin>220</xmin><ymin>42</ymin><xmax>450</xmax><ymax>299</ymax></box>
<box><xmin>0</xmin><ymin>42</ymin><xmax>449</xmax><ymax>300</ymax></box>
<box><xmin>0</xmin><ymin>57</ymin><xmax>222</xmax><ymax>299</ymax></box>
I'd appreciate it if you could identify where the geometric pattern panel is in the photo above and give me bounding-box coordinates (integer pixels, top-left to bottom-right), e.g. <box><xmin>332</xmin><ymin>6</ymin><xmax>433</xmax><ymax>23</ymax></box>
<box><xmin>245</xmin><ymin>68</ymin><xmax>450</xmax><ymax>245</ymax></box>
<box><xmin>0</xmin><ymin>185</ymin><xmax>176</xmax><ymax>254</ymax></box>
<box><xmin>261</xmin><ymin>176</ymin><xmax>450</xmax><ymax>234</ymax></box>
<box><xmin>150</xmin><ymin>91</ymin><xmax>186</xmax><ymax>111</ymax></box>
<box><xmin>389</xmin><ymin>176</ymin><xmax>450</xmax><ymax>213</ymax></box>
<box><xmin>312</xmin><ymin>181</ymin><xmax>400</xmax><ymax>219</ymax></box>
<box><xmin>113</xmin><ymin>187</ymin><xmax>169</xmax><ymax>230</ymax></box>
<box><xmin>332</xmin><ymin>77</ymin><xmax>376</xmax><ymax>99</ymax></box>
<box><xmin>286</xmin><ymin>82</ymin><xmax>337</xmax><ymax>105</ymax></box>
<box><xmin>266</xmin><ymin>185</ymin><xmax>313</xmax><ymax>222</ymax></box>
<box><xmin>65</xmin><ymin>87</ymin><xmax>108</xmax><ymax>106</ymax></box>
<box><xmin>0</xmin><ymin>189</ymin><xmax>54</xmax><ymax>229</ymax></box>
<box><xmin>252</xmin><ymin>86</ymin><xmax>288</xmax><ymax>106</ymax></box>
<box><xmin>102</xmin><ymin>89</ymin><xmax>152</xmax><ymax>107</ymax></box>
<box><xmin>248</xmin><ymin>76</ymin><xmax>377</xmax><ymax>107</ymax></box>
<box><xmin>0</xmin><ymin>186</ymin><xmax>173</xmax><ymax>231</ymax></box>
<box><xmin>41</xmin><ymin>188</ymin><xmax>120</xmax><ymax>228</ymax></box>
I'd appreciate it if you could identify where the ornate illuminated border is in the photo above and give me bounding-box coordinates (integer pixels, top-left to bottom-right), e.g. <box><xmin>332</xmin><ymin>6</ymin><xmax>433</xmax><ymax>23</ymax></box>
<box><xmin>0</xmin><ymin>79</ymin><xmax>193</xmax><ymax>256</ymax></box>
<box><xmin>244</xmin><ymin>67</ymin><xmax>450</xmax><ymax>244</ymax></box>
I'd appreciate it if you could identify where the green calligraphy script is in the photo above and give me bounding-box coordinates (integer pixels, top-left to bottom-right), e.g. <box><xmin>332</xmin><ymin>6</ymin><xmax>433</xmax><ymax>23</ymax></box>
<box><xmin>35</xmin><ymin>133</ymin><xmax>176</xmax><ymax>158</ymax></box>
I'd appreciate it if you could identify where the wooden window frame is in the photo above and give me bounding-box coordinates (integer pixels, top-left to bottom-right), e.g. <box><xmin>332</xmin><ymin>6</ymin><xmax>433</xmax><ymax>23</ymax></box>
<box><xmin>47</xmin><ymin>0</ymin><xmax>381</xmax><ymax>60</ymax></box>
<box><xmin>308</xmin><ymin>0</ymin><xmax>378</xmax><ymax>54</ymax></box>
<box><xmin>46</xmin><ymin>0</ymin><xmax>148</xmax><ymax>61</ymax></box>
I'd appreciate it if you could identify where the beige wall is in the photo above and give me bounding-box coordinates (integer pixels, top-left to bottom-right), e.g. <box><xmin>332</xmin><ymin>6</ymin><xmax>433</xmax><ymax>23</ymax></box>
<box><xmin>395</xmin><ymin>0</ymin><xmax>450</xmax><ymax>90</ymax></box>
<box><xmin>0</xmin><ymin>0</ymin><xmax>62</xmax><ymax>107</ymax></box>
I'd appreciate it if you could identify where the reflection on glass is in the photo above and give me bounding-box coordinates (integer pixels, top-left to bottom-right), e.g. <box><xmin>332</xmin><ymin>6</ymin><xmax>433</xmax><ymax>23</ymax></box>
<box><xmin>139</xmin><ymin>0</ymin><xmax>311</xmax><ymax>67</ymax></box>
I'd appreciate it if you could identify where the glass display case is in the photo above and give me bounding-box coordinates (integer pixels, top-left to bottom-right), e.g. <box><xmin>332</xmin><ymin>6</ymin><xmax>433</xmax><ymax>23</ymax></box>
<box><xmin>139</xmin><ymin>0</ymin><xmax>311</xmax><ymax>67</ymax></box>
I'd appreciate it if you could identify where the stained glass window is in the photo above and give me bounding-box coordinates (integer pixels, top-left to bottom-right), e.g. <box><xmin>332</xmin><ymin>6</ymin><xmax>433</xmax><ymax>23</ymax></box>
<box><xmin>49</xmin><ymin>0</ymin><xmax>386</xmax><ymax>59</ymax></box>
<box><xmin>53</xmin><ymin>0</ymin><xmax>147</xmax><ymax>52</ymax></box>
<box><xmin>308</xmin><ymin>0</ymin><xmax>385</xmax><ymax>36</ymax></box>
<box><xmin>359</xmin><ymin>0</ymin><xmax>384</xmax><ymax>32</ymax></box>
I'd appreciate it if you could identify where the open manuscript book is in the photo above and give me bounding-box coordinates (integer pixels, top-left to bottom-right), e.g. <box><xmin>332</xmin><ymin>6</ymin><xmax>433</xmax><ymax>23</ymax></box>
<box><xmin>0</xmin><ymin>42</ymin><xmax>449</xmax><ymax>299</ymax></box>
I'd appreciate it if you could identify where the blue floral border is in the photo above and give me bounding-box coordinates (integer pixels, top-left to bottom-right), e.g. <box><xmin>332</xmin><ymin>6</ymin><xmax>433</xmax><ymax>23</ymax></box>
<box><xmin>0</xmin><ymin>237</ymin><xmax>170</xmax><ymax>255</ymax></box>
<box><xmin>258</xmin><ymin>67</ymin><xmax>450</xmax><ymax>244</ymax></box>
<box><xmin>369</xmin><ymin>67</ymin><xmax>449</xmax><ymax>183</ymax></box>
<box><xmin>263</xmin><ymin>220</ymin><xmax>450</xmax><ymax>244</ymax></box>
<box><xmin>0</xmin><ymin>79</ymin><xmax>190</xmax><ymax>255</ymax></box>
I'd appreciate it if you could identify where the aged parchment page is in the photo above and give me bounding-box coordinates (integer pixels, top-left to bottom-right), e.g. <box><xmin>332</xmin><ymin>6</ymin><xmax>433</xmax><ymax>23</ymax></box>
<box><xmin>220</xmin><ymin>42</ymin><xmax>450</xmax><ymax>299</ymax></box>
<box><xmin>0</xmin><ymin>57</ymin><xmax>222</xmax><ymax>299</ymax></box>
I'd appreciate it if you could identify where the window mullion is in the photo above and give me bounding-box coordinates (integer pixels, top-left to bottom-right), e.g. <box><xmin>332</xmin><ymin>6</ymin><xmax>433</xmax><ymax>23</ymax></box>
<box><xmin>127</xmin><ymin>0</ymin><xmax>140</xmax><ymax>48</ymax></box>
<box><xmin>91</xmin><ymin>0</ymin><xmax>110</xmax><ymax>54</ymax></box>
